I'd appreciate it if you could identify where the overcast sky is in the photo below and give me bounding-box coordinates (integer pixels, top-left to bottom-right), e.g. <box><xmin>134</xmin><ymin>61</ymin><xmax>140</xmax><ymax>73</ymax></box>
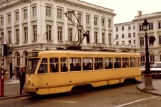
<box><xmin>82</xmin><ymin>0</ymin><xmax>161</xmax><ymax>23</ymax></box>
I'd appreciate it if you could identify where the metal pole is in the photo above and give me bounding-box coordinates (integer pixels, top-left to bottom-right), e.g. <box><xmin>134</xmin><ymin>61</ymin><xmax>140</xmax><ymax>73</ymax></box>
<box><xmin>144</xmin><ymin>31</ymin><xmax>154</xmax><ymax>90</ymax></box>
<box><xmin>0</xmin><ymin>44</ymin><xmax>4</xmax><ymax>97</ymax></box>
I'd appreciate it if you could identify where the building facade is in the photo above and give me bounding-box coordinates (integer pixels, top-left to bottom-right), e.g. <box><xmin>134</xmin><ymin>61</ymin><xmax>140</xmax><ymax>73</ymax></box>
<box><xmin>0</xmin><ymin>0</ymin><xmax>116</xmax><ymax>78</ymax></box>
<box><xmin>114</xmin><ymin>11</ymin><xmax>161</xmax><ymax>65</ymax></box>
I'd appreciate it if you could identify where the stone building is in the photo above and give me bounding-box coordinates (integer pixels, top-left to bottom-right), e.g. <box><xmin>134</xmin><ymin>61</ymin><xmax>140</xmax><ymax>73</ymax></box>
<box><xmin>0</xmin><ymin>0</ymin><xmax>116</xmax><ymax>78</ymax></box>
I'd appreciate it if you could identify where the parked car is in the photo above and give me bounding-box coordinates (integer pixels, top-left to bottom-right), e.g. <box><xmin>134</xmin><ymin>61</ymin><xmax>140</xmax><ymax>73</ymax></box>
<box><xmin>141</xmin><ymin>62</ymin><xmax>161</xmax><ymax>79</ymax></box>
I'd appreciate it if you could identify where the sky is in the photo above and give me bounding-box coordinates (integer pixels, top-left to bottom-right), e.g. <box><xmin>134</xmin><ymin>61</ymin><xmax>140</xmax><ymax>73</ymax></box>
<box><xmin>82</xmin><ymin>0</ymin><xmax>161</xmax><ymax>23</ymax></box>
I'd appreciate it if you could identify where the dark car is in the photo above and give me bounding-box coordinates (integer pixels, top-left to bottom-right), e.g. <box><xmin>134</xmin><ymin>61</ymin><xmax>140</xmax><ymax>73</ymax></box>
<box><xmin>141</xmin><ymin>62</ymin><xmax>161</xmax><ymax>79</ymax></box>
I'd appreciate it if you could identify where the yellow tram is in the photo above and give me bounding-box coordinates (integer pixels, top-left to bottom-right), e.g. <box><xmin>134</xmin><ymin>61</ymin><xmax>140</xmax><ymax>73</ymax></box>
<box><xmin>24</xmin><ymin>50</ymin><xmax>142</xmax><ymax>95</ymax></box>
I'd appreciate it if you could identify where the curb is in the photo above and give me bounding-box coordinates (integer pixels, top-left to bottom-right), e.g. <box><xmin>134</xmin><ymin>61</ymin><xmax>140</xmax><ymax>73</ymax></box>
<box><xmin>0</xmin><ymin>94</ymin><xmax>29</xmax><ymax>101</ymax></box>
<box><xmin>137</xmin><ymin>83</ymin><xmax>161</xmax><ymax>96</ymax></box>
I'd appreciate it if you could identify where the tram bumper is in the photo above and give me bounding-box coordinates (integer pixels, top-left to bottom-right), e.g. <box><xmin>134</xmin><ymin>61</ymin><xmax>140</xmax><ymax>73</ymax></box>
<box><xmin>24</xmin><ymin>86</ymin><xmax>37</xmax><ymax>93</ymax></box>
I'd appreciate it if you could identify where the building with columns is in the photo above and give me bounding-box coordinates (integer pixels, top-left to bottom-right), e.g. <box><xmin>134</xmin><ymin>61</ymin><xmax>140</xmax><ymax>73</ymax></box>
<box><xmin>0</xmin><ymin>0</ymin><xmax>116</xmax><ymax>78</ymax></box>
<box><xmin>114</xmin><ymin>11</ymin><xmax>161</xmax><ymax>65</ymax></box>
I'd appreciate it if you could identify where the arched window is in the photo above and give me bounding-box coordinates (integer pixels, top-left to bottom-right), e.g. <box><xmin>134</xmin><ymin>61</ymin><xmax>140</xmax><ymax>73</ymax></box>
<box><xmin>140</xmin><ymin>52</ymin><xmax>145</xmax><ymax>65</ymax></box>
<box><xmin>23</xmin><ymin>51</ymin><xmax>28</xmax><ymax>67</ymax></box>
<box><xmin>149</xmin><ymin>51</ymin><xmax>154</xmax><ymax>64</ymax></box>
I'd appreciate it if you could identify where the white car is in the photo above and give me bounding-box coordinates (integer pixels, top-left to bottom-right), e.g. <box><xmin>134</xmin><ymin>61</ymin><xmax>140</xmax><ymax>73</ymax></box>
<box><xmin>141</xmin><ymin>62</ymin><xmax>161</xmax><ymax>78</ymax></box>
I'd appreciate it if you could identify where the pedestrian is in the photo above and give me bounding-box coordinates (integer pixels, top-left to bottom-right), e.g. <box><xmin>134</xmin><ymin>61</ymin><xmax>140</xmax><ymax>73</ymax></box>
<box><xmin>19</xmin><ymin>67</ymin><xmax>26</xmax><ymax>94</ymax></box>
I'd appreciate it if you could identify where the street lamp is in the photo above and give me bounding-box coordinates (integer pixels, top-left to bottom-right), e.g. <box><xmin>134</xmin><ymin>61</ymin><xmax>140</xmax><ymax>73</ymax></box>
<box><xmin>142</xmin><ymin>19</ymin><xmax>154</xmax><ymax>90</ymax></box>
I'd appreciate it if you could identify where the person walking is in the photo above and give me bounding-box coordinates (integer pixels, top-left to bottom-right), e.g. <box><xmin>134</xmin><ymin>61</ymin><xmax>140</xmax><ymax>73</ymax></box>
<box><xmin>19</xmin><ymin>67</ymin><xmax>26</xmax><ymax>94</ymax></box>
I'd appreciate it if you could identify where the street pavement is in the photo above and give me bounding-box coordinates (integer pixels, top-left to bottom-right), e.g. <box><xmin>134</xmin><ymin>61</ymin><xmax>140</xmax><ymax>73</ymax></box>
<box><xmin>0</xmin><ymin>79</ymin><xmax>161</xmax><ymax>100</ymax></box>
<box><xmin>0</xmin><ymin>79</ymin><xmax>28</xmax><ymax>100</ymax></box>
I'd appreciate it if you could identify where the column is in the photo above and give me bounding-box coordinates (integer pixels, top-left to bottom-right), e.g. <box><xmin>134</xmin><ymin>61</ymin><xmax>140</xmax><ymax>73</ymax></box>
<box><xmin>91</xmin><ymin>14</ymin><xmax>94</xmax><ymax>44</ymax></box>
<box><xmin>64</xmin><ymin>7</ymin><xmax>68</xmax><ymax>42</ymax></box>
<box><xmin>98</xmin><ymin>16</ymin><xmax>102</xmax><ymax>44</ymax></box>
<box><xmin>11</xmin><ymin>11</ymin><xmax>15</xmax><ymax>45</ymax></box>
<box><xmin>82</xmin><ymin>12</ymin><xmax>86</xmax><ymax>45</ymax></box>
<box><xmin>28</xmin><ymin>5</ymin><xmax>32</xmax><ymax>44</ymax></box>
<box><xmin>53</xmin><ymin>5</ymin><xmax>58</xmax><ymax>44</ymax></box>
<box><xmin>19</xmin><ymin>8</ymin><xmax>23</xmax><ymax>45</ymax></box>
<box><xmin>105</xmin><ymin>17</ymin><xmax>109</xmax><ymax>45</ymax></box>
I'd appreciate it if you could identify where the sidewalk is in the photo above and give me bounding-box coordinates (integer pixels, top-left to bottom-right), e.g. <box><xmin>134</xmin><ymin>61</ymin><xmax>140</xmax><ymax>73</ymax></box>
<box><xmin>0</xmin><ymin>79</ymin><xmax>28</xmax><ymax>100</ymax></box>
<box><xmin>137</xmin><ymin>79</ymin><xmax>161</xmax><ymax>95</ymax></box>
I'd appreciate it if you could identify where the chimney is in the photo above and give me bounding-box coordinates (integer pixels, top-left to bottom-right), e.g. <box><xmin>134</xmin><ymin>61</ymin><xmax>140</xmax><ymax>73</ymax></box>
<box><xmin>137</xmin><ymin>11</ymin><xmax>142</xmax><ymax>16</ymax></box>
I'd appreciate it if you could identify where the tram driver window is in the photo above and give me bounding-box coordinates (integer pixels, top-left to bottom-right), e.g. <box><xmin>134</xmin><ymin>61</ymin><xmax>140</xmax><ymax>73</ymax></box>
<box><xmin>61</xmin><ymin>58</ymin><xmax>68</xmax><ymax>72</ymax></box>
<box><xmin>94</xmin><ymin>58</ymin><xmax>103</xmax><ymax>70</ymax></box>
<box><xmin>83</xmin><ymin>58</ymin><xmax>93</xmax><ymax>71</ymax></box>
<box><xmin>105</xmin><ymin>57</ymin><xmax>113</xmax><ymax>69</ymax></box>
<box><xmin>50</xmin><ymin>58</ymin><xmax>59</xmax><ymax>73</ymax></box>
<box><xmin>136</xmin><ymin>58</ymin><xmax>140</xmax><ymax>67</ymax></box>
<box><xmin>38</xmin><ymin>58</ymin><xmax>48</xmax><ymax>73</ymax></box>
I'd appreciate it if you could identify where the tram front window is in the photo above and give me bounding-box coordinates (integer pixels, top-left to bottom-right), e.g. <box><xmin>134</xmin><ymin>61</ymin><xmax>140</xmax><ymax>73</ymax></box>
<box><xmin>27</xmin><ymin>58</ymin><xmax>39</xmax><ymax>74</ymax></box>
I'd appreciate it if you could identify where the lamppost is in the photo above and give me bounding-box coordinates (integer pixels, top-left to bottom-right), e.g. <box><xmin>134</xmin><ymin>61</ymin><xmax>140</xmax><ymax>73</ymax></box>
<box><xmin>142</xmin><ymin>19</ymin><xmax>154</xmax><ymax>90</ymax></box>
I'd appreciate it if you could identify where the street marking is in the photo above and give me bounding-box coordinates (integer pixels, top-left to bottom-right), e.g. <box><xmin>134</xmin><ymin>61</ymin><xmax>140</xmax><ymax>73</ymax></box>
<box><xmin>115</xmin><ymin>96</ymin><xmax>159</xmax><ymax>107</ymax></box>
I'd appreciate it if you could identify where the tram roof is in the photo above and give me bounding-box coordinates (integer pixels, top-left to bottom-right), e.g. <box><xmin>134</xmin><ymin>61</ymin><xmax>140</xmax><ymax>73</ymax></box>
<box><xmin>38</xmin><ymin>50</ymin><xmax>140</xmax><ymax>57</ymax></box>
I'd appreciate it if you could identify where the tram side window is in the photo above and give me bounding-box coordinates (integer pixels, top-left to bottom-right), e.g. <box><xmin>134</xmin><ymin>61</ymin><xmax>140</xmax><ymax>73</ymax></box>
<box><xmin>61</xmin><ymin>58</ymin><xmax>68</xmax><ymax>72</ymax></box>
<box><xmin>38</xmin><ymin>58</ymin><xmax>48</xmax><ymax>73</ymax></box>
<box><xmin>83</xmin><ymin>57</ymin><xmax>93</xmax><ymax>71</ymax></box>
<box><xmin>130</xmin><ymin>58</ymin><xmax>136</xmax><ymax>67</ymax></box>
<box><xmin>136</xmin><ymin>58</ymin><xmax>140</xmax><ymax>67</ymax></box>
<box><xmin>105</xmin><ymin>57</ymin><xmax>113</xmax><ymax>69</ymax></box>
<box><xmin>122</xmin><ymin>58</ymin><xmax>129</xmax><ymax>68</ymax></box>
<box><xmin>70</xmin><ymin>58</ymin><xmax>81</xmax><ymax>71</ymax></box>
<box><xmin>50</xmin><ymin>58</ymin><xmax>59</xmax><ymax>73</ymax></box>
<box><xmin>94</xmin><ymin>58</ymin><xmax>103</xmax><ymax>69</ymax></box>
<box><xmin>114</xmin><ymin>58</ymin><xmax>121</xmax><ymax>68</ymax></box>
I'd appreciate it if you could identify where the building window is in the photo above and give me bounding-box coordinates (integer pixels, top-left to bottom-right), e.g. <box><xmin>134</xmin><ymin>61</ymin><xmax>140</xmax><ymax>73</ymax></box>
<box><xmin>67</xmin><ymin>11</ymin><xmax>73</xmax><ymax>21</ymax></box>
<box><xmin>116</xmin><ymin>27</ymin><xmax>118</xmax><ymax>31</ymax></box>
<box><xmin>116</xmin><ymin>41</ymin><xmax>119</xmax><ymax>45</ymax></box>
<box><xmin>68</xmin><ymin>28</ymin><xmax>73</xmax><ymax>42</ymax></box>
<box><xmin>32</xmin><ymin>6</ymin><xmax>37</xmax><ymax>17</ymax></box>
<box><xmin>8</xmin><ymin>14</ymin><xmax>11</xmax><ymax>24</ymax></box>
<box><xmin>24</xmin><ymin>27</ymin><xmax>28</xmax><ymax>43</ymax></box>
<box><xmin>149</xmin><ymin>23</ymin><xmax>153</xmax><ymax>30</ymax></box>
<box><xmin>150</xmin><ymin>54</ymin><xmax>154</xmax><ymax>63</ymax></box>
<box><xmin>133</xmin><ymin>32</ymin><xmax>135</xmax><ymax>37</ymax></box>
<box><xmin>108</xmin><ymin>19</ymin><xmax>111</xmax><ymax>28</ymax></box>
<box><xmin>8</xmin><ymin>31</ymin><xmax>11</xmax><ymax>44</ymax></box>
<box><xmin>140</xmin><ymin>37</ymin><xmax>144</xmax><ymax>46</ymax></box>
<box><xmin>133</xmin><ymin>25</ymin><xmax>135</xmax><ymax>30</ymax></box>
<box><xmin>128</xmin><ymin>33</ymin><xmax>131</xmax><ymax>38</ymax></box>
<box><xmin>159</xmin><ymin>35</ymin><xmax>161</xmax><ymax>44</ymax></box>
<box><xmin>101</xmin><ymin>18</ymin><xmax>105</xmax><ymax>26</ymax></box>
<box><xmin>15</xmin><ymin>11</ymin><xmax>19</xmax><ymax>22</ymax></box>
<box><xmin>46</xmin><ymin>25</ymin><xmax>52</xmax><ymax>40</ymax></box>
<box><xmin>46</xmin><ymin>6</ymin><xmax>51</xmax><ymax>17</ymax></box>
<box><xmin>23</xmin><ymin>9</ymin><xmax>28</xmax><ymax>20</ymax></box>
<box><xmin>160</xmin><ymin>55</ymin><xmax>161</xmax><ymax>61</ymax></box>
<box><xmin>77</xmin><ymin>12</ymin><xmax>82</xmax><ymax>23</ymax></box>
<box><xmin>57</xmin><ymin>8</ymin><xmax>63</xmax><ymax>19</ymax></box>
<box><xmin>134</xmin><ymin>40</ymin><xmax>135</xmax><ymax>44</ymax></box>
<box><xmin>86</xmin><ymin>14</ymin><xmax>90</xmax><ymax>24</ymax></box>
<box><xmin>122</xmin><ymin>26</ymin><xmax>124</xmax><ymax>31</ymax></box>
<box><xmin>108</xmin><ymin>33</ymin><xmax>112</xmax><ymax>45</ymax></box>
<box><xmin>94</xmin><ymin>31</ymin><xmax>98</xmax><ymax>43</ymax></box>
<box><xmin>33</xmin><ymin>25</ymin><xmax>37</xmax><ymax>41</ymax></box>
<box><xmin>94</xmin><ymin>16</ymin><xmax>98</xmax><ymax>25</ymax></box>
<box><xmin>122</xmin><ymin>34</ymin><xmax>124</xmax><ymax>38</ymax></box>
<box><xmin>158</xmin><ymin>22</ymin><xmax>161</xmax><ymax>29</ymax></box>
<box><xmin>128</xmin><ymin>40</ymin><xmax>131</xmax><ymax>44</ymax></box>
<box><xmin>78</xmin><ymin>29</ymin><xmax>82</xmax><ymax>42</ymax></box>
<box><xmin>139</xmin><ymin>25</ymin><xmax>143</xmax><ymax>31</ymax></box>
<box><xmin>15</xmin><ymin>29</ymin><xmax>19</xmax><ymax>44</ymax></box>
<box><xmin>58</xmin><ymin>26</ymin><xmax>63</xmax><ymax>41</ymax></box>
<box><xmin>1</xmin><ymin>32</ymin><xmax>4</xmax><ymax>44</ymax></box>
<box><xmin>102</xmin><ymin>33</ymin><xmax>105</xmax><ymax>44</ymax></box>
<box><xmin>0</xmin><ymin>16</ymin><xmax>4</xmax><ymax>26</ymax></box>
<box><xmin>128</xmin><ymin>26</ymin><xmax>131</xmax><ymax>30</ymax></box>
<box><xmin>86</xmin><ymin>30</ymin><xmax>90</xmax><ymax>43</ymax></box>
